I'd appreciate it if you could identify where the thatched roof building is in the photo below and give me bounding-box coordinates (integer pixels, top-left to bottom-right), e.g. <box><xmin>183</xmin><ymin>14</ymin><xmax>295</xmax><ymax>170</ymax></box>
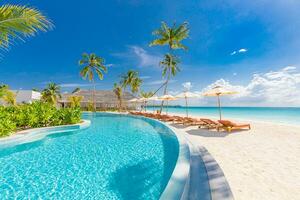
<box><xmin>59</xmin><ymin>90</ymin><xmax>137</xmax><ymax>109</ymax></box>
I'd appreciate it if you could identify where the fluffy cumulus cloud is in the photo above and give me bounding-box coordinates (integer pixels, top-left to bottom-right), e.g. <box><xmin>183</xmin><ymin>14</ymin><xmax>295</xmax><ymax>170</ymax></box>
<box><xmin>201</xmin><ymin>66</ymin><xmax>300</xmax><ymax>106</ymax></box>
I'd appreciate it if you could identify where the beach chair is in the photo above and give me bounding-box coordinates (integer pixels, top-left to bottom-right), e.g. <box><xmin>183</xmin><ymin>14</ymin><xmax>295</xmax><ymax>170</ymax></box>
<box><xmin>174</xmin><ymin>117</ymin><xmax>198</xmax><ymax>125</ymax></box>
<box><xmin>200</xmin><ymin>118</ymin><xmax>220</xmax><ymax>130</ymax></box>
<box><xmin>218</xmin><ymin>120</ymin><xmax>251</xmax><ymax>132</ymax></box>
<box><xmin>185</xmin><ymin>118</ymin><xmax>207</xmax><ymax>126</ymax></box>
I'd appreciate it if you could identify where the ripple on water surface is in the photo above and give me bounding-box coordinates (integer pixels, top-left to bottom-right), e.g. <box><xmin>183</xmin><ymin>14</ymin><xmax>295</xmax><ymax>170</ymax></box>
<box><xmin>0</xmin><ymin>113</ymin><xmax>179</xmax><ymax>200</ymax></box>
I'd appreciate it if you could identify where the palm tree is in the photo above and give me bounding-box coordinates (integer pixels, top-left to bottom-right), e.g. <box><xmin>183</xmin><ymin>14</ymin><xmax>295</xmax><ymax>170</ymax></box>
<box><xmin>79</xmin><ymin>53</ymin><xmax>108</xmax><ymax>111</ymax></box>
<box><xmin>113</xmin><ymin>83</ymin><xmax>123</xmax><ymax>112</ymax></box>
<box><xmin>41</xmin><ymin>83</ymin><xmax>61</xmax><ymax>105</ymax></box>
<box><xmin>0</xmin><ymin>84</ymin><xmax>9</xmax><ymax>98</ymax></box>
<box><xmin>0</xmin><ymin>5</ymin><xmax>52</xmax><ymax>50</ymax></box>
<box><xmin>121</xmin><ymin>70</ymin><xmax>142</xmax><ymax>94</ymax></box>
<box><xmin>159</xmin><ymin>53</ymin><xmax>180</xmax><ymax>112</ymax></box>
<box><xmin>149</xmin><ymin>21</ymin><xmax>189</xmax><ymax>50</ymax></box>
<box><xmin>72</xmin><ymin>87</ymin><xmax>80</xmax><ymax>94</ymax></box>
<box><xmin>2</xmin><ymin>90</ymin><xmax>16</xmax><ymax>106</ymax></box>
<box><xmin>67</xmin><ymin>96</ymin><xmax>83</xmax><ymax>108</ymax></box>
<box><xmin>140</xmin><ymin>91</ymin><xmax>154</xmax><ymax>112</ymax></box>
<box><xmin>120</xmin><ymin>70</ymin><xmax>142</xmax><ymax>110</ymax></box>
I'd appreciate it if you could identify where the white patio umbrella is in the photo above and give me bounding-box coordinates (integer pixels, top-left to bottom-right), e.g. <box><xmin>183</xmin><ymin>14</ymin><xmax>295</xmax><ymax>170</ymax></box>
<box><xmin>138</xmin><ymin>97</ymin><xmax>148</xmax><ymax>112</ymax></box>
<box><xmin>203</xmin><ymin>86</ymin><xmax>238</xmax><ymax>120</ymax></box>
<box><xmin>129</xmin><ymin>98</ymin><xmax>143</xmax><ymax>111</ymax></box>
<box><xmin>176</xmin><ymin>92</ymin><xmax>200</xmax><ymax>117</ymax></box>
<box><xmin>147</xmin><ymin>95</ymin><xmax>160</xmax><ymax>112</ymax></box>
<box><xmin>158</xmin><ymin>94</ymin><xmax>177</xmax><ymax>114</ymax></box>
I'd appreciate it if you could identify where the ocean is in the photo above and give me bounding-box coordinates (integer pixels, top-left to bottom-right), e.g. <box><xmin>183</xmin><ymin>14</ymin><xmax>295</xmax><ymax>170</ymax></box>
<box><xmin>146</xmin><ymin>106</ymin><xmax>300</xmax><ymax>126</ymax></box>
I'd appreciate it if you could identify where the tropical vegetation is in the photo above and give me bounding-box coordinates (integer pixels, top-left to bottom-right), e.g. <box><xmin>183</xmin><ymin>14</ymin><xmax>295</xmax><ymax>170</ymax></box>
<box><xmin>120</xmin><ymin>70</ymin><xmax>142</xmax><ymax>109</ymax></box>
<box><xmin>159</xmin><ymin>53</ymin><xmax>180</xmax><ymax>94</ymax></box>
<box><xmin>0</xmin><ymin>4</ymin><xmax>52</xmax><ymax>50</ymax></box>
<box><xmin>150</xmin><ymin>21</ymin><xmax>189</xmax><ymax>111</ymax></box>
<box><xmin>41</xmin><ymin>83</ymin><xmax>61</xmax><ymax>105</ymax></box>
<box><xmin>79</xmin><ymin>53</ymin><xmax>108</xmax><ymax>111</ymax></box>
<box><xmin>0</xmin><ymin>84</ymin><xmax>16</xmax><ymax>106</ymax></box>
<box><xmin>113</xmin><ymin>83</ymin><xmax>123</xmax><ymax>112</ymax></box>
<box><xmin>121</xmin><ymin>70</ymin><xmax>143</xmax><ymax>94</ymax></box>
<box><xmin>0</xmin><ymin>101</ymin><xmax>81</xmax><ymax>137</ymax></box>
<box><xmin>67</xmin><ymin>95</ymin><xmax>83</xmax><ymax>108</ymax></box>
<box><xmin>149</xmin><ymin>21</ymin><xmax>189</xmax><ymax>50</ymax></box>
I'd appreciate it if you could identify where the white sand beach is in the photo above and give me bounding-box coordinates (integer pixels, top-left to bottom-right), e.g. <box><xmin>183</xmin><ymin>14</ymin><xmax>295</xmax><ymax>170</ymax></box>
<box><xmin>165</xmin><ymin>113</ymin><xmax>300</xmax><ymax>200</ymax></box>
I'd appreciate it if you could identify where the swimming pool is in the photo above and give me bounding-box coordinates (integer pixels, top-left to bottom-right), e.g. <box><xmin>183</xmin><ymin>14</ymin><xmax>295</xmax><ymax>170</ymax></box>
<box><xmin>0</xmin><ymin>113</ymin><xmax>180</xmax><ymax>199</ymax></box>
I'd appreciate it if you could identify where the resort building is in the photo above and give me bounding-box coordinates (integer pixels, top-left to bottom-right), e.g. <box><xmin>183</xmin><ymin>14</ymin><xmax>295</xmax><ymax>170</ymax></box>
<box><xmin>14</xmin><ymin>90</ymin><xmax>41</xmax><ymax>104</ymax></box>
<box><xmin>59</xmin><ymin>90</ymin><xmax>138</xmax><ymax>110</ymax></box>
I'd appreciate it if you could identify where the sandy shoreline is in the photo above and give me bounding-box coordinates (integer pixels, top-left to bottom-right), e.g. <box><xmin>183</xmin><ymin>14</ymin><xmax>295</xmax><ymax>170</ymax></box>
<box><xmin>161</xmin><ymin>112</ymin><xmax>300</xmax><ymax>200</ymax></box>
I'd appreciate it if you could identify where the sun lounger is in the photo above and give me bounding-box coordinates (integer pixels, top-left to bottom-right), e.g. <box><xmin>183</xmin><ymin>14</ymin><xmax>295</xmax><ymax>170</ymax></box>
<box><xmin>184</xmin><ymin>118</ymin><xmax>206</xmax><ymax>126</ymax></box>
<box><xmin>200</xmin><ymin>118</ymin><xmax>220</xmax><ymax>129</ymax></box>
<box><xmin>218</xmin><ymin>120</ymin><xmax>251</xmax><ymax>132</ymax></box>
<box><xmin>174</xmin><ymin>117</ymin><xmax>195</xmax><ymax>125</ymax></box>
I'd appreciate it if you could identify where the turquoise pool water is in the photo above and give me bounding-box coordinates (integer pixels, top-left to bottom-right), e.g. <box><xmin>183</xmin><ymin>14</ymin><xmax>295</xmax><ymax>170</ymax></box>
<box><xmin>147</xmin><ymin>106</ymin><xmax>300</xmax><ymax>126</ymax></box>
<box><xmin>0</xmin><ymin>113</ymin><xmax>179</xmax><ymax>199</ymax></box>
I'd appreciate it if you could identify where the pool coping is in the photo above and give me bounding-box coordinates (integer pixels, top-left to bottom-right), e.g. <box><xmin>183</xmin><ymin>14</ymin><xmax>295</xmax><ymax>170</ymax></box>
<box><xmin>0</xmin><ymin>120</ymin><xmax>91</xmax><ymax>148</ymax></box>
<box><xmin>167</xmin><ymin>123</ymin><xmax>234</xmax><ymax>200</ymax></box>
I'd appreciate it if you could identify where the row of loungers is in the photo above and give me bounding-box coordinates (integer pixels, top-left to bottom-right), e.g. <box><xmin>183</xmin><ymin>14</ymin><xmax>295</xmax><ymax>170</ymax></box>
<box><xmin>130</xmin><ymin>112</ymin><xmax>251</xmax><ymax>132</ymax></box>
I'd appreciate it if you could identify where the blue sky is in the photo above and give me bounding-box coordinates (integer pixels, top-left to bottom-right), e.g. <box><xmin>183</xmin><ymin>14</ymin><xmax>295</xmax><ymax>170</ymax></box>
<box><xmin>1</xmin><ymin>0</ymin><xmax>300</xmax><ymax>106</ymax></box>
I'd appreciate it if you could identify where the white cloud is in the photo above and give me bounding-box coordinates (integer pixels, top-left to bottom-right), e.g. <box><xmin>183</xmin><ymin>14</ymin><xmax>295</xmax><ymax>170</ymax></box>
<box><xmin>130</xmin><ymin>46</ymin><xmax>161</xmax><ymax>67</ymax></box>
<box><xmin>140</xmin><ymin>76</ymin><xmax>151</xmax><ymax>80</ymax></box>
<box><xmin>106</xmin><ymin>64</ymin><xmax>114</xmax><ymax>67</ymax></box>
<box><xmin>200</xmin><ymin>67</ymin><xmax>300</xmax><ymax>106</ymax></box>
<box><xmin>145</xmin><ymin>79</ymin><xmax>176</xmax><ymax>86</ymax></box>
<box><xmin>282</xmin><ymin>65</ymin><xmax>296</xmax><ymax>72</ymax></box>
<box><xmin>182</xmin><ymin>82</ymin><xmax>192</xmax><ymax>91</ymax></box>
<box><xmin>230</xmin><ymin>48</ymin><xmax>248</xmax><ymax>55</ymax></box>
<box><xmin>59</xmin><ymin>83</ymin><xmax>98</xmax><ymax>88</ymax></box>
<box><xmin>238</xmin><ymin>48</ymin><xmax>247</xmax><ymax>53</ymax></box>
<box><xmin>230</xmin><ymin>51</ymin><xmax>237</xmax><ymax>55</ymax></box>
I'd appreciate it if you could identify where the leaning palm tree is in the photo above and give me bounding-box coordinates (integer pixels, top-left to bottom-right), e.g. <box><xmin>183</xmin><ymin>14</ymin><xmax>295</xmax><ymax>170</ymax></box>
<box><xmin>0</xmin><ymin>5</ymin><xmax>52</xmax><ymax>50</ymax></box>
<box><xmin>41</xmin><ymin>83</ymin><xmax>61</xmax><ymax>105</ymax></box>
<box><xmin>79</xmin><ymin>53</ymin><xmax>108</xmax><ymax>111</ymax></box>
<box><xmin>159</xmin><ymin>53</ymin><xmax>180</xmax><ymax>112</ymax></box>
<box><xmin>113</xmin><ymin>83</ymin><xmax>123</xmax><ymax>112</ymax></box>
<box><xmin>149</xmin><ymin>21</ymin><xmax>189</xmax><ymax>50</ymax></box>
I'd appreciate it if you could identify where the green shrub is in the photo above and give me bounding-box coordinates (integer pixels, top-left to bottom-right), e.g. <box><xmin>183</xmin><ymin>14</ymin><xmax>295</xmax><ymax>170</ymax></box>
<box><xmin>0</xmin><ymin>101</ymin><xmax>82</xmax><ymax>137</ymax></box>
<box><xmin>0</xmin><ymin>107</ymin><xmax>16</xmax><ymax>137</ymax></box>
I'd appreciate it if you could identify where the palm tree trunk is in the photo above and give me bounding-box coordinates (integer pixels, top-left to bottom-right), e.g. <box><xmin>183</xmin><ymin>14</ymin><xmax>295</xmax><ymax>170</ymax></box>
<box><xmin>159</xmin><ymin>71</ymin><xmax>170</xmax><ymax>113</ymax></box>
<box><xmin>92</xmin><ymin>79</ymin><xmax>96</xmax><ymax>112</ymax></box>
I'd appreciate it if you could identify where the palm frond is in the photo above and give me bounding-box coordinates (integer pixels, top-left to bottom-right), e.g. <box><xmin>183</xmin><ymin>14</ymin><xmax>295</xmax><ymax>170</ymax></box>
<box><xmin>0</xmin><ymin>5</ymin><xmax>53</xmax><ymax>49</ymax></box>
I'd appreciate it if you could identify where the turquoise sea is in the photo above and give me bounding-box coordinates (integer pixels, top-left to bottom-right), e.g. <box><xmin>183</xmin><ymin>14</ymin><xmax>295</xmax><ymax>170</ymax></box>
<box><xmin>147</xmin><ymin>106</ymin><xmax>300</xmax><ymax>126</ymax></box>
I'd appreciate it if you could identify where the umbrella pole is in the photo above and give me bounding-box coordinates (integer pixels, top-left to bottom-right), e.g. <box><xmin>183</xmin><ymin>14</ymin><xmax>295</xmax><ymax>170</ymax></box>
<box><xmin>217</xmin><ymin>95</ymin><xmax>222</xmax><ymax>120</ymax></box>
<box><xmin>166</xmin><ymin>100</ymin><xmax>168</xmax><ymax>115</ymax></box>
<box><xmin>185</xmin><ymin>96</ymin><xmax>188</xmax><ymax>118</ymax></box>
